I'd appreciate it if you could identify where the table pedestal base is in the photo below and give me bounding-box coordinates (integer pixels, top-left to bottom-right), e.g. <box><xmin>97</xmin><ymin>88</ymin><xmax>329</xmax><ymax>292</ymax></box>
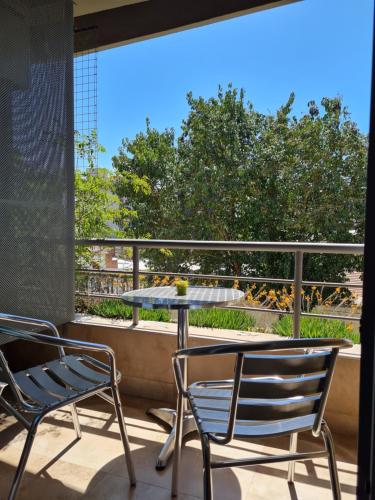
<box><xmin>147</xmin><ymin>408</ymin><xmax>197</xmax><ymax>470</ymax></box>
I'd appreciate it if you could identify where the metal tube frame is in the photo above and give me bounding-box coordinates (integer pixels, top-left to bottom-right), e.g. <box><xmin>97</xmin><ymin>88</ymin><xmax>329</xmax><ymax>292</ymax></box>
<box><xmin>322</xmin><ymin>421</ymin><xmax>342</xmax><ymax>500</ymax></box>
<box><xmin>172</xmin><ymin>338</ymin><xmax>349</xmax><ymax>499</ymax></box>
<box><xmin>290</xmin><ymin>250</ymin><xmax>303</xmax><ymax>478</ymax></box>
<box><xmin>287</xmin><ymin>432</ymin><xmax>298</xmax><ymax>482</ymax></box>
<box><xmin>293</xmin><ymin>251</ymin><xmax>303</xmax><ymax>339</ymax></box>
<box><xmin>76</xmin><ymin>238</ymin><xmax>363</xmax><ymax>254</ymax></box>
<box><xmin>0</xmin><ymin>318</ymin><xmax>137</xmax><ymax>498</ymax></box>
<box><xmin>147</xmin><ymin>307</ymin><xmax>196</xmax><ymax>470</ymax></box>
<box><xmin>76</xmin><ymin>267</ymin><xmax>363</xmax><ymax>290</ymax></box>
<box><xmin>132</xmin><ymin>245</ymin><xmax>139</xmax><ymax>326</ymax></box>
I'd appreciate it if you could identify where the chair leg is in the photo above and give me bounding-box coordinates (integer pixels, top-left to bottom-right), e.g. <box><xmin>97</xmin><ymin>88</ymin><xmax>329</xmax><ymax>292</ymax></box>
<box><xmin>8</xmin><ymin>418</ymin><xmax>40</xmax><ymax>500</ymax></box>
<box><xmin>111</xmin><ymin>386</ymin><xmax>136</xmax><ymax>487</ymax></box>
<box><xmin>322</xmin><ymin>423</ymin><xmax>341</xmax><ymax>500</ymax></box>
<box><xmin>70</xmin><ymin>404</ymin><xmax>82</xmax><ymax>439</ymax></box>
<box><xmin>287</xmin><ymin>432</ymin><xmax>298</xmax><ymax>483</ymax></box>
<box><xmin>171</xmin><ymin>392</ymin><xmax>184</xmax><ymax>497</ymax></box>
<box><xmin>201</xmin><ymin>433</ymin><xmax>213</xmax><ymax>500</ymax></box>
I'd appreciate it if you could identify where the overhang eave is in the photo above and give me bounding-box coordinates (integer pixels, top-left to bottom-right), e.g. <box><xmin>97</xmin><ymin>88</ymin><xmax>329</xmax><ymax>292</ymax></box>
<box><xmin>74</xmin><ymin>0</ymin><xmax>300</xmax><ymax>53</ymax></box>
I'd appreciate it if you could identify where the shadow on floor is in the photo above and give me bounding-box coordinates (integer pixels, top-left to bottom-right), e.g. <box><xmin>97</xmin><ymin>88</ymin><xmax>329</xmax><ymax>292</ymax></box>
<box><xmin>0</xmin><ymin>402</ymin><xmax>357</xmax><ymax>499</ymax></box>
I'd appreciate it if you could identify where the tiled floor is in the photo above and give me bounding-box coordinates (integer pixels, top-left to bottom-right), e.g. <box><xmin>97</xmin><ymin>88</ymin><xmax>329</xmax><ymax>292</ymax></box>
<box><xmin>0</xmin><ymin>397</ymin><xmax>357</xmax><ymax>499</ymax></box>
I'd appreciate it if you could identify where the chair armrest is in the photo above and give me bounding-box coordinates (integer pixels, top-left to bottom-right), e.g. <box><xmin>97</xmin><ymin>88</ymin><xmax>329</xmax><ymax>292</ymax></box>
<box><xmin>175</xmin><ymin>338</ymin><xmax>353</xmax><ymax>359</ymax></box>
<box><xmin>0</xmin><ymin>313</ymin><xmax>61</xmax><ymax>337</ymax></box>
<box><xmin>0</xmin><ymin>325</ymin><xmax>114</xmax><ymax>355</ymax></box>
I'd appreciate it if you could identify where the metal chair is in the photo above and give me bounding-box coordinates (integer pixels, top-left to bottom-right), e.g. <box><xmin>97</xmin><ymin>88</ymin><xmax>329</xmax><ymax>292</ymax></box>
<box><xmin>171</xmin><ymin>337</ymin><xmax>352</xmax><ymax>500</ymax></box>
<box><xmin>0</xmin><ymin>313</ymin><xmax>136</xmax><ymax>500</ymax></box>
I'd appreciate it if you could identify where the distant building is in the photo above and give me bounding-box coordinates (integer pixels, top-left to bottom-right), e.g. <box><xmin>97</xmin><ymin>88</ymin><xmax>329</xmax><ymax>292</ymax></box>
<box><xmin>345</xmin><ymin>271</ymin><xmax>363</xmax><ymax>305</ymax></box>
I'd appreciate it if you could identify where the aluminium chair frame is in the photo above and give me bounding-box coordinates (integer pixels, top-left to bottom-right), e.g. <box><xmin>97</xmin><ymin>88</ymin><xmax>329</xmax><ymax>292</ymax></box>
<box><xmin>0</xmin><ymin>313</ymin><xmax>136</xmax><ymax>500</ymax></box>
<box><xmin>171</xmin><ymin>337</ymin><xmax>352</xmax><ymax>500</ymax></box>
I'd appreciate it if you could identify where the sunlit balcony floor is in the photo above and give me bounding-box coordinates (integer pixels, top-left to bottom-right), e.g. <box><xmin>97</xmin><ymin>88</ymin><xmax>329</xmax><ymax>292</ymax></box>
<box><xmin>0</xmin><ymin>397</ymin><xmax>357</xmax><ymax>499</ymax></box>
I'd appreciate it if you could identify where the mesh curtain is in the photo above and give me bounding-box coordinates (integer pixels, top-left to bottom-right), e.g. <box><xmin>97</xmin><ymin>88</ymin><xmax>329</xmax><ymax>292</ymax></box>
<box><xmin>0</xmin><ymin>0</ymin><xmax>74</xmax><ymax>342</ymax></box>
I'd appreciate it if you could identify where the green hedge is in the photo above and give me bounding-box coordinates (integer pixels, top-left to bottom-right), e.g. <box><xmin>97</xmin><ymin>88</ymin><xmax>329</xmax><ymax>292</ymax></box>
<box><xmin>87</xmin><ymin>300</ymin><xmax>170</xmax><ymax>322</ymax></box>
<box><xmin>87</xmin><ymin>299</ymin><xmax>255</xmax><ymax>331</ymax></box>
<box><xmin>273</xmin><ymin>315</ymin><xmax>360</xmax><ymax>344</ymax></box>
<box><xmin>189</xmin><ymin>308</ymin><xmax>255</xmax><ymax>331</ymax></box>
<box><xmin>86</xmin><ymin>299</ymin><xmax>359</xmax><ymax>343</ymax></box>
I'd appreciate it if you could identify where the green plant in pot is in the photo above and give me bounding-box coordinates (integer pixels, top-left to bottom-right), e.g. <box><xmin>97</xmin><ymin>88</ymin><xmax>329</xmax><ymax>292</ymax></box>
<box><xmin>175</xmin><ymin>279</ymin><xmax>189</xmax><ymax>296</ymax></box>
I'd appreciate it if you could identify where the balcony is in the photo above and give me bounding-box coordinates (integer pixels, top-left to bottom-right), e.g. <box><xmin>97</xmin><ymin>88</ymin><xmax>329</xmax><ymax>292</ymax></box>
<box><xmin>0</xmin><ymin>238</ymin><xmax>362</xmax><ymax>499</ymax></box>
<box><xmin>73</xmin><ymin>238</ymin><xmax>362</xmax><ymax>433</ymax></box>
<box><xmin>0</xmin><ymin>0</ymin><xmax>373</xmax><ymax>496</ymax></box>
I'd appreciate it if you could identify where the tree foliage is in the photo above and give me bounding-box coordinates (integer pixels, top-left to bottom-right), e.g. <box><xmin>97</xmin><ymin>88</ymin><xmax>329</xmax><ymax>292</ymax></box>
<box><xmin>112</xmin><ymin>119</ymin><xmax>171</xmax><ymax>238</ymax></box>
<box><xmin>112</xmin><ymin>86</ymin><xmax>367</xmax><ymax>282</ymax></box>
<box><xmin>75</xmin><ymin>131</ymin><xmax>146</xmax><ymax>266</ymax></box>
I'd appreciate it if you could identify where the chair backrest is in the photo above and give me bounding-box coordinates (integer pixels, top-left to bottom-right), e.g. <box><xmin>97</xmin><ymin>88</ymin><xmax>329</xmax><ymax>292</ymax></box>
<box><xmin>0</xmin><ymin>314</ymin><xmax>64</xmax><ymax>409</ymax></box>
<box><xmin>227</xmin><ymin>339</ymin><xmax>348</xmax><ymax>437</ymax></box>
<box><xmin>0</xmin><ymin>331</ymin><xmax>16</xmax><ymax>347</ymax></box>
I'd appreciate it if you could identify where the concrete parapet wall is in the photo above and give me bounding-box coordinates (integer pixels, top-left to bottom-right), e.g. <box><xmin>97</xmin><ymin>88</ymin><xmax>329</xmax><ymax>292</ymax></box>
<box><xmin>63</xmin><ymin>319</ymin><xmax>360</xmax><ymax>438</ymax></box>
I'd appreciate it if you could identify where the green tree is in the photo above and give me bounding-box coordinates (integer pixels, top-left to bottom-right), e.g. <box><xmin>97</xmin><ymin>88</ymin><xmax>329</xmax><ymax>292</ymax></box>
<box><xmin>113</xmin><ymin>120</ymin><xmax>180</xmax><ymax>269</ymax></box>
<box><xmin>75</xmin><ymin>131</ymin><xmax>144</xmax><ymax>266</ymax></box>
<box><xmin>112</xmin><ymin>86</ymin><xmax>367</xmax><ymax>282</ymax></box>
<box><xmin>113</xmin><ymin>119</ymin><xmax>176</xmax><ymax>238</ymax></box>
<box><xmin>175</xmin><ymin>85</ymin><xmax>265</xmax><ymax>275</ymax></box>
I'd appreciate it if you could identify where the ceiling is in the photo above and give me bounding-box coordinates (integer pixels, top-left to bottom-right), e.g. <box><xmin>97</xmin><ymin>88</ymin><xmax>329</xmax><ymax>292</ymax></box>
<box><xmin>74</xmin><ymin>0</ymin><xmax>298</xmax><ymax>53</ymax></box>
<box><xmin>73</xmin><ymin>0</ymin><xmax>148</xmax><ymax>17</ymax></box>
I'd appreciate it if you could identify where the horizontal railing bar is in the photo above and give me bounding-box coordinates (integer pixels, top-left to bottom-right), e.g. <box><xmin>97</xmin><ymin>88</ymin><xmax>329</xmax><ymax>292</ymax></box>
<box><xmin>74</xmin><ymin>293</ymin><xmax>361</xmax><ymax>321</ymax></box>
<box><xmin>76</xmin><ymin>268</ymin><xmax>294</xmax><ymax>285</ymax></box>
<box><xmin>224</xmin><ymin>305</ymin><xmax>293</xmax><ymax>315</ymax></box>
<box><xmin>77</xmin><ymin>269</ymin><xmax>133</xmax><ymax>275</ymax></box>
<box><xmin>75</xmin><ymin>292</ymin><xmax>123</xmax><ymax>299</ymax></box>
<box><xmin>76</xmin><ymin>238</ymin><xmax>364</xmax><ymax>255</ymax></box>
<box><xmin>224</xmin><ymin>305</ymin><xmax>360</xmax><ymax>322</ymax></box>
<box><xmin>75</xmin><ymin>268</ymin><xmax>363</xmax><ymax>289</ymax></box>
<box><xmin>301</xmin><ymin>311</ymin><xmax>360</xmax><ymax>322</ymax></box>
<box><xmin>302</xmin><ymin>280</ymin><xmax>363</xmax><ymax>289</ymax></box>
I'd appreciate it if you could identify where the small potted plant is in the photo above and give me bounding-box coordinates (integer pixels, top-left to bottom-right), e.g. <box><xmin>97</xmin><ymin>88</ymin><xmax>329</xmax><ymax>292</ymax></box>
<box><xmin>175</xmin><ymin>279</ymin><xmax>189</xmax><ymax>296</ymax></box>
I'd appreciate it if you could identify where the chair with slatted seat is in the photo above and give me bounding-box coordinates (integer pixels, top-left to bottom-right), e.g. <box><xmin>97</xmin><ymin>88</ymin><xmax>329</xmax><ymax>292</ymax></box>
<box><xmin>171</xmin><ymin>338</ymin><xmax>352</xmax><ymax>500</ymax></box>
<box><xmin>0</xmin><ymin>313</ymin><xmax>136</xmax><ymax>500</ymax></box>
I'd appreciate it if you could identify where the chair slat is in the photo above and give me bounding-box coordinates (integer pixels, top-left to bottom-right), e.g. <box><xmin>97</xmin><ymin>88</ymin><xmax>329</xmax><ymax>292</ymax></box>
<box><xmin>242</xmin><ymin>351</ymin><xmax>331</xmax><ymax>376</ymax></box>
<box><xmin>192</xmin><ymin>397</ymin><xmax>231</xmax><ymax>411</ymax></box>
<box><xmin>63</xmin><ymin>356</ymin><xmax>109</xmax><ymax>384</ymax></box>
<box><xmin>28</xmin><ymin>366</ymin><xmax>76</xmax><ymax>398</ymax></box>
<box><xmin>200</xmin><ymin>413</ymin><xmax>316</xmax><ymax>437</ymax></box>
<box><xmin>236</xmin><ymin>395</ymin><xmax>320</xmax><ymax>421</ymax></box>
<box><xmin>194</xmin><ymin>408</ymin><xmax>230</xmax><ymax>422</ymax></box>
<box><xmin>45</xmin><ymin>360</ymin><xmax>95</xmax><ymax>391</ymax></box>
<box><xmin>239</xmin><ymin>373</ymin><xmax>326</xmax><ymax>399</ymax></box>
<box><xmin>193</xmin><ymin>394</ymin><xmax>320</xmax><ymax>421</ymax></box>
<box><xmin>13</xmin><ymin>372</ymin><xmax>60</xmax><ymax>407</ymax></box>
<box><xmin>189</xmin><ymin>387</ymin><xmax>233</xmax><ymax>399</ymax></box>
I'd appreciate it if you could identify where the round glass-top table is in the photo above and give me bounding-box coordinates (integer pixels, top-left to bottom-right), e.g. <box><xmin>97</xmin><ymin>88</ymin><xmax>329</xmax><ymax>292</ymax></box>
<box><xmin>122</xmin><ymin>286</ymin><xmax>244</xmax><ymax>469</ymax></box>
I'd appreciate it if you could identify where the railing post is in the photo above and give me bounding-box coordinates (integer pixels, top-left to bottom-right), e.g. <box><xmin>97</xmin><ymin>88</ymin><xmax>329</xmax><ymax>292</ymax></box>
<box><xmin>132</xmin><ymin>245</ymin><xmax>139</xmax><ymax>326</ymax></box>
<box><xmin>293</xmin><ymin>251</ymin><xmax>303</xmax><ymax>339</ymax></box>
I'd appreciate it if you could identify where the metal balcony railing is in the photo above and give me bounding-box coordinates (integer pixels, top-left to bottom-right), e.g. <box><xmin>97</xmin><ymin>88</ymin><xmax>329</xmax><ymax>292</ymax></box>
<box><xmin>76</xmin><ymin>239</ymin><xmax>364</xmax><ymax>338</ymax></box>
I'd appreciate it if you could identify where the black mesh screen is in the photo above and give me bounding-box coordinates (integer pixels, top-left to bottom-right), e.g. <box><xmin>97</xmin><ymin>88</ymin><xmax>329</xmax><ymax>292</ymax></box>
<box><xmin>0</xmin><ymin>0</ymin><xmax>74</xmax><ymax>339</ymax></box>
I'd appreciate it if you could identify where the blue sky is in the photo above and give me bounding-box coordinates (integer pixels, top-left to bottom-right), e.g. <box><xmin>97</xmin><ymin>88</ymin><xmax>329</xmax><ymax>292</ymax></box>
<box><xmin>96</xmin><ymin>0</ymin><xmax>374</xmax><ymax>169</ymax></box>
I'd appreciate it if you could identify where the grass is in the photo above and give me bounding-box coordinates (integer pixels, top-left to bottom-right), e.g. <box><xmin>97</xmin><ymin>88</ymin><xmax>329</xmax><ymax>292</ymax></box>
<box><xmin>85</xmin><ymin>298</ymin><xmax>359</xmax><ymax>342</ymax></box>
<box><xmin>87</xmin><ymin>300</ymin><xmax>171</xmax><ymax>322</ymax></box>
<box><xmin>86</xmin><ymin>299</ymin><xmax>255</xmax><ymax>330</ymax></box>
<box><xmin>273</xmin><ymin>315</ymin><xmax>360</xmax><ymax>344</ymax></box>
<box><xmin>189</xmin><ymin>308</ymin><xmax>256</xmax><ymax>331</ymax></box>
